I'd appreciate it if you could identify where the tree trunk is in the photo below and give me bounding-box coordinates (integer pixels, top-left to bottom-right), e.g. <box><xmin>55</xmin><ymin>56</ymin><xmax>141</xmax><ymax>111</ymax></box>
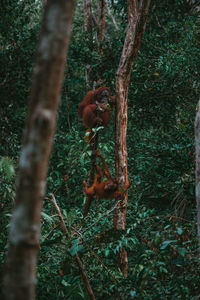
<box><xmin>3</xmin><ymin>1</ymin><xmax>76</xmax><ymax>299</ymax></box>
<box><xmin>83</xmin><ymin>0</ymin><xmax>93</xmax><ymax>33</ymax></box>
<box><xmin>96</xmin><ymin>0</ymin><xmax>106</xmax><ymax>86</ymax></box>
<box><xmin>114</xmin><ymin>0</ymin><xmax>151</xmax><ymax>278</ymax></box>
<box><xmin>97</xmin><ymin>0</ymin><xmax>106</xmax><ymax>49</ymax></box>
<box><xmin>83</xmin><ymin>0</ymin><xmax>93</xmax><ymax>90</ymax></box>
<box><xmin>195</xmin><ymin>100</ymin><xmax>200</xmax><ymax>251</ymax></box>
<box><xmin>83</xmin><ymin>0</ymin><xmax>107</xmax><ymax>89</ymax></box>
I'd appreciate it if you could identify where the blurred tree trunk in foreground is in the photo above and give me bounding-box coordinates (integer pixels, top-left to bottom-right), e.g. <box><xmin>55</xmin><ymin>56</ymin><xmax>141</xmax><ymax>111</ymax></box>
<box><xmin>114</xmin><ymin>0</ymin><xmax>151</xmax><ymax>277</ymax></box>
<box><xmin>3</xmin><ymin>1</ymin><xmax>76</xmax><ymax>299</ymax></box>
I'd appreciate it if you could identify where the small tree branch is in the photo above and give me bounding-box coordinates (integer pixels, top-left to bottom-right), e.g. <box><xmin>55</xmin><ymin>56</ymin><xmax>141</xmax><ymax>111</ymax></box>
<box><xmin>49</xmin><ymin>194</ymin><xmax>95</xmax><ymax>300</ymax></box>
<box><xmin>83</xmin><ymin>134</ymin><xmax>99</xmax><ymax>217</ymax></box>
<box><xmin>49</xmin><ymin>194</ymin><xmax>70</xmax><ymax>236</ymax></box>
<box><xmin>107</xmin><ymin>4</ymin><xmax>119</xmax><ymax>30</ymax></box>
<box><xmin>77</xmin><ymin>233</ymin><xmax>120</xmax><ymax>285</ymax></box>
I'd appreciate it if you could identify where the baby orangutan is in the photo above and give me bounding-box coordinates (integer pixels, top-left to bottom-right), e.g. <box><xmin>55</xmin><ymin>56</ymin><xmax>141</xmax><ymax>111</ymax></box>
<box><xmin>83</xmin><ymin>150</ymin><xmax>130</xmax><ymax>200</ymax></box>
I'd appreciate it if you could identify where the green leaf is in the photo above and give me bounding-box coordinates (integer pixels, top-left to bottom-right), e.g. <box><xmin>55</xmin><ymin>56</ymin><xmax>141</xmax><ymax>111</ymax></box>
<box><xmin>61</xmin><ymin>280</ymin><xmax>71</xmax><ymax>287</ymax></box>
<box><xmin>69</xmin><ymin>238</ymin><xmax>83</xmax><ymax>256</ymax></box>
<box><xmin>92</xmin><ymin>126</ymin><xmax>104</xmax><ymax>132</ymax></box>
<box><xmin>130</xmin><ymin>290</ymin><xmax>136</xmax><ymax>298</ymax></box>
<box><xmin>160</xmin><ymin>240</ymin><xmax>175</xmax><ymax>250</ymax></box>
<box><xmin>69</xmin><ymin>244</ymin><xmax>78</xmax><ymax>256</ymax></box>
<box><xmin>80</xmin><ymin>152</ymin><xmax>86</xmax><ymax>164</ymax></box>
<box><xmin>0</xmin><ymin>157</ymin><xmax>15</xmax><ymax>179</ymax></box>
<box><xmin>177</xmin><ymin>227</ymin><xmax>183</xmax><ymax>235</ymax></box>
<box><xmin>105</xmin><ymin>249</ymin><xmax>110</xmax><ymax>257</ymax></box>
<box><xmin>178</xmin><ymin>247</ymin><xmax>187</xmax><ymax>256</ymax></box>
<box><xmin>66</xmin><ymin>208</ymin><xmax>77</xmax><ymax>227</ymax></box>
<box><xmin>41</xmin><ymin>212</ymin><xmax>54</xmax><ymax>224</ymax></box>
<box><xmin>85</xmin><ymin>131</ymin><xmax>90</xmax><ymax>136</ymax></box>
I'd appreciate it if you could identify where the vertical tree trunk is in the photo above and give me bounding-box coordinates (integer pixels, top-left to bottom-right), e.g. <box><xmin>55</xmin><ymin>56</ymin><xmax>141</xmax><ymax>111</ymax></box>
<box><xmin>83</xmin><ymin>0</ymin><xmax>93</xmax><ymax>33</ymax></box>
<box><xmin>97</xmin><ymin>0</ymin><xmax>106</xmax><ymax>49</ymax></box>
<box><xmin>3</xmin><ymin>1</ymin><xmax>76</xmax><ymax>299</ymax></box>
<box><xmin>195</xmin><ymin>100</ymin><xmax>200</xmax><ymax>251</ymax></box>
<box><xmin>83</xmin><ymin>0</ymin><xmax>107</xmax><ymax>88</ymax></box>
<box><xmin>96</xmin><ymin>0</ymin><xmax>106</xmax><ymax>85</ymax></box>
<box><xmin>83</xmin><ymin>0</ymin><xmax>93</xmax><ymax>90</ymax></box>
<box><xmin>114</xmin><ymin>0</ymin><xmax>151</xmax><ymax>277</ymax></box>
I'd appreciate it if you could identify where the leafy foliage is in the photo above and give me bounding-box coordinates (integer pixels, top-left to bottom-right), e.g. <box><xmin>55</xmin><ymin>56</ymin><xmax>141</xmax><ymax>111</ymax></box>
<box><xmin>1</xmin><ymin>0</ymin><xmax>200</xmax><ymax>299</ymax></box>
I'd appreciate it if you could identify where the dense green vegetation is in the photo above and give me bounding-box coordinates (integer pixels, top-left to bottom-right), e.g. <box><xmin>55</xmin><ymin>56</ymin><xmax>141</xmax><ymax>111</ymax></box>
<box><xmin>1</xmin><ymin>0</ymin><xmax>200</xmax><ymax>299</ymax></box>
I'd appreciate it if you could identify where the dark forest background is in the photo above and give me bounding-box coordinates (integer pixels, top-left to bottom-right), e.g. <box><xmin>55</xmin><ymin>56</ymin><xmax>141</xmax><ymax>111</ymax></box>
<box><xmin>1</xmin><ymin>1</ymin><xmax>200</xmax><ymax>299</ymax></box>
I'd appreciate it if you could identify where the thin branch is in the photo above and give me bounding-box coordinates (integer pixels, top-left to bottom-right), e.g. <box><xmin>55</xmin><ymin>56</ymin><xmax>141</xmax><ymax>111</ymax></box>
<box><xmin>139</xmin><ymin>0</ymin><xmax>143</xmax><ymax>10</ymax></box>
<box><xmin>42</xmin><ymin>223</ymin><xmax>61</xmax><ymax>241</ymax></box>
<box><xmin>49</xmin><ymin>194</ymin><xmax>95</xmax><ymax>300</ymax></box>
<box><xmin>107</xmin><ymin>4</ymin><xmax>119</xmax><ymax>30</ymax></box>
<box><xmin>143</xmin><ymin>214</ymin><xmax>195</xmax><ymax>223</ymax></box>
<box><xmin>77</xmin><ymin>232</ymin><xmax>120</xmax><ymax>285</ymax></box>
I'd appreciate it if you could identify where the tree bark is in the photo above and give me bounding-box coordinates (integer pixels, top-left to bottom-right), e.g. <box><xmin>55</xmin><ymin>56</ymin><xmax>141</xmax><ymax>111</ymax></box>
<box><xmin>195</xmin><ymin>100</ymin><xmax>200</xmax><ymax>251</ymax></box>
<box><xmin>97</xmin><ymin>0</ymin><xmax>106</xmax><ymax>48</ymax></box>
<box><xmin>83</xmin><ymin>0</ymin><xmax>93</xmax><ymax>33</ymax></box>
<box><xmin>83</xmin><ymin>0</ymin><xmax>94</xmax><ymax>90</ymax></box>
<box><xmin>96</xmin><ymin>0</ymin><xmax>106</xmax><ymax>86</ymax></box>
<box><xmin>3</xmin><ymin>1</ymin><xmax>76</xmax><ymax>299</ymax></box>
<box><xmin>114</xmin><ymin>0</ymin><xmax>151</xmax><ymax>278</ymax></box>
<box><xmin>83</xmin><ymin>0</ymin><xmax>107</xmax><ymax>89</ymax></box>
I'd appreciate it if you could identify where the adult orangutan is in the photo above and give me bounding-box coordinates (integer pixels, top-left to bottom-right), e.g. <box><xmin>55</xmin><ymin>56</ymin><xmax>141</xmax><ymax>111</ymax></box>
<box><xmin>81</xmin><ymin>102</ymin><xmax>110</xmax><ymax>129</ymax></box>
<box><xmin>78</xmin><ymin>86</ymin><xmax>115</xmax><ymax>129</ymax></box>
